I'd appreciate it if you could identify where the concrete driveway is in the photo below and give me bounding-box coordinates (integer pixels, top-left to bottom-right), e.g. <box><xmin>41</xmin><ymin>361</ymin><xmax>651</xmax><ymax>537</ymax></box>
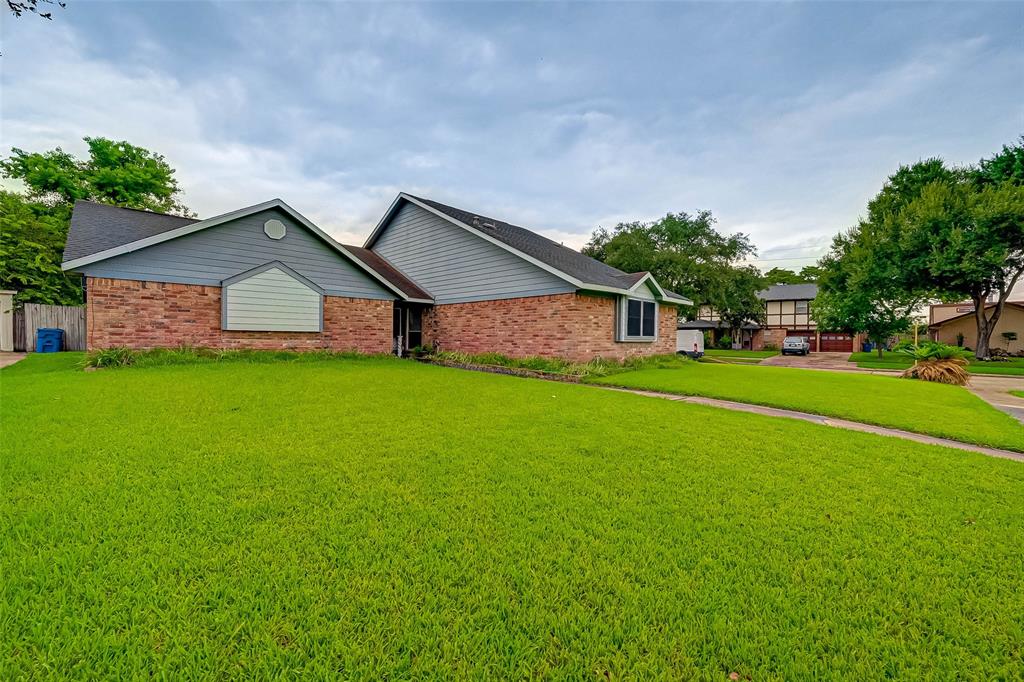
<box><xmin>760</xmin><ymin>352</ymin><xmax>867</xmax><ymax>371</ymax></box>
<box><xmin>966</xmin><ymin>374</ymin><xmax>1024</xmax><ymax>424</ymax></box>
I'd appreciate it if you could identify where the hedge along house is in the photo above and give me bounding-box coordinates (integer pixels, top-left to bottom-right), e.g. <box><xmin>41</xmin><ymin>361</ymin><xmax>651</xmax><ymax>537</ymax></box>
<box><xmin>62</xmin><ymin>193</ymin><xmax>690</xmax><ymax>361</ymax></box>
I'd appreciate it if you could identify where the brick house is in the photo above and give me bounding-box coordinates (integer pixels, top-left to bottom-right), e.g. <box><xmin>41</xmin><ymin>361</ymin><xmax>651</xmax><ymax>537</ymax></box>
<box><xmin>62</xmin><ymin>194</ymin><xmax>690</xmax><ymax>361</ymax></box>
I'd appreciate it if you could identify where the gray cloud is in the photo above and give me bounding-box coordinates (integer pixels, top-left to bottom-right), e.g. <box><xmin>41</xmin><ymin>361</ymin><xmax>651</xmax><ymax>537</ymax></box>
<box><xmin>1</xmin><ymin>1</ymin><xmax>1020</xmax><ymax>263</ymax></box>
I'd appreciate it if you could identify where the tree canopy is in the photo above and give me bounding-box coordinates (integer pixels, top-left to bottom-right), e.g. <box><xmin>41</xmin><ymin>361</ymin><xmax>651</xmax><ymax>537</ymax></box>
<box><xmin>1</xmin><ymin>137</ymin><xmax>193</xmax><ymax>215</ymax></box>
<box><xmin>762</xmin><ymin>266</ymin><xmax>821</xmax><ymax>285</ymax></box>
<box><xmin>816</xmin><ymin>140</ymin><xmax>1024</xmax><ymax>359</ymax></box>
<box><xmin>582</xmin><ymin>210</ymin><xmax>764</xmax><ymax>329</ymax></box>
<box><xmin>0</xmin><ymin>137</ymin><xmax>193</xmax><ymax>305</ymax></box>
<box><xmin>6</xmin><ymin>0</ymin><xmax>65</xmax><ymax>20</ymax></box>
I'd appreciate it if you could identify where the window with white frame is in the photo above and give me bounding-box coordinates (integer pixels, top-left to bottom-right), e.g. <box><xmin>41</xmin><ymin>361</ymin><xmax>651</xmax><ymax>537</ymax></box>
<box><xmin>620</xmin><ymin>297</ymin><xmax>657</xmax><ymax>341</ymax></box>
<box><xmin>795</xmin><ymin>300</ymin><xmax>809</xmax><ymax>315</ymax></box>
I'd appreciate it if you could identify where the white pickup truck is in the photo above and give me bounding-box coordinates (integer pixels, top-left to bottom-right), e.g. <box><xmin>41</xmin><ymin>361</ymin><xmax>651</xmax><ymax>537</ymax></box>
<box><xmin>781</xmin><ymin>336</ymin><xmax>811</xmax><ymax>356</ymax></box>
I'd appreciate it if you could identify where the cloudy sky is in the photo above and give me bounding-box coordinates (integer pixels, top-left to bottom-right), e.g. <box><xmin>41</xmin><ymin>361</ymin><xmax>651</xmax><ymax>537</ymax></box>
<box><xmin>1</xmin><ymin>1</ymin><xmax>1021</xmax><ymax>272</ymax></box>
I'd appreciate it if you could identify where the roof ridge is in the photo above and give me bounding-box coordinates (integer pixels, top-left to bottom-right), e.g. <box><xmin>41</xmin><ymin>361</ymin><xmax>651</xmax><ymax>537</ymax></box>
<box><xmin>73</xmin><ymin>199</ymin><xmax>199</xmax><ymax>221</ymax></box>
<box><xmin>407</xmin><ymin>193</ymin><xmax>634</xmax><ymax>278</ymax></box>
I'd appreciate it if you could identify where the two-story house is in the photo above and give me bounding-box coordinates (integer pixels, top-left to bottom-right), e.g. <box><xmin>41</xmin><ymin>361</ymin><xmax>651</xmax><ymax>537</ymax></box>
<box><xmin>678</xmin><ymin>283</ymin><xmax>862</xmax><ymax>352</ymax></box>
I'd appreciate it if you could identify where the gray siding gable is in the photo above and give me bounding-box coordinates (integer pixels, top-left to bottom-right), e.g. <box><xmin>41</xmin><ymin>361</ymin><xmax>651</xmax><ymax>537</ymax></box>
<box><xmin>77</xmin><ymin>208</ymin><xmax>394</xmax><ymax>300</ymax></box>
<box><xmin>372</xmin><ymin>202</ymin><xmax>575</xmax><ymax>304</ymax></box>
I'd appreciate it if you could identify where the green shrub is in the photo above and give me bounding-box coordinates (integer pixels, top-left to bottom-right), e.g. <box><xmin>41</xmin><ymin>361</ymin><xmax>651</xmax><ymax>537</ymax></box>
<box><xmin>762</xmin><ymin>343</ymin><xmax>779</xmax><ymax>351</ymax></box>
<box><xmin>84</xmin><ymin>347</ymin><xmax>137</xmax><ymax>368</ymax></box>
<box><xmin>83</xmin><ymin>347</ymin><xmax>389</xmax><ymax>369</ymax></box>
<box><xmin>431</xmin><ymin>350</ymin><xmax>687</xmax><ymax>378</ymax></box>
<box><xmin>717</xmin><ymin>335</ymin><xmax>732</xmax><ymax>350</ymax></box>
<box><xmin>899</xmin><ymin>342</ymin><xmax>968</xmax><ymax>362</ymax></box>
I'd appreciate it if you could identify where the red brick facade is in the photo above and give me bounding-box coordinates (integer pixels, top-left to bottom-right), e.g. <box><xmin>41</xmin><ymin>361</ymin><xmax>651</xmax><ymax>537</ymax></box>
<box><xmin>423</xmin><ymin>292</ymin><xmax>678</xmax><ymax>362</ymax></box>
<box><xmin>85</xmin><ymin>277</ymin><xmax>393</xmax><ymax>353</ymax></box>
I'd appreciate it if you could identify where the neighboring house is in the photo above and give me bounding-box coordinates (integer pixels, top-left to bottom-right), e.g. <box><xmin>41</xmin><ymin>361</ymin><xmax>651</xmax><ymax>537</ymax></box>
<box><xmin>676</xmin><ymin>306</ymin><xmax>760</xmax><ymax>349</ymax></box>
<box><xmin>928</xmin><ymin>301</ymin><xmax>1023</xmax><ymax>354</ymax></box>
<box><xmin>757</xmin><ymin>283</ymin><xmax>865</xmax><ymax>352</ymax></box>
<box><xmin>678</xmin><ymin>283</ymin><xmax>863</xmax><ymax>352</ymax></box>
<box><xmin>61</xmin><ymin>194</ymin><xmax>690</xmax><ymax>361</ymax></box>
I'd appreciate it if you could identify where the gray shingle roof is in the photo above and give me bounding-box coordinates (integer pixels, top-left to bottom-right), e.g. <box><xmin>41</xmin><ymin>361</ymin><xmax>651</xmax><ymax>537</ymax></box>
<box><xmin>757</xmin><ymin>283</ymin><xmax>819</xmax><ymax>301</ymax></box>
<box><xmin>406</xmin><ymin>195</ymin><xmax>673</xmax><ymax>294</ymax></box>
<box><xmin>63</xmin><ymin>200</ymin><xmax>198</xmax><ymax>263</ymax></box>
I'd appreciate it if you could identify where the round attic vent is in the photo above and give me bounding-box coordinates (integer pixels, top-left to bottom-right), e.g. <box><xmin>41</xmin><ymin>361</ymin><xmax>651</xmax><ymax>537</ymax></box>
<box><xmin>264</xmin><ymin>219</ymin><xmax>286</xmax><ymax>240</ymax></box>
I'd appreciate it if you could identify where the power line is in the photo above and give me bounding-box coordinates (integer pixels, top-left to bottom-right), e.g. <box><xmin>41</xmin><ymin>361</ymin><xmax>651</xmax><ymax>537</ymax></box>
<box><xmin>741</xmin><ymin>256</ymin><xmax>822</xmax><ymax>263</ymax></box>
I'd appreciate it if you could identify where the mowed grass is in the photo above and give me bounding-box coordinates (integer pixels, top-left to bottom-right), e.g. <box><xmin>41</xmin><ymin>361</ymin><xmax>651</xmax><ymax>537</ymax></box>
<box><xmin>848</xmin><ymin>351</ymin><xmax>1024</xmax><ymax>376</ymax></box>
<box><xmin>3</xmin><ymin>354</ymin><xmax>1024</xmax><ymax>679</ymax></box>
<box><xmin>592</xmin><ymin>362</ymin><xmax>1024</xmax><ymax>452</ymax></box>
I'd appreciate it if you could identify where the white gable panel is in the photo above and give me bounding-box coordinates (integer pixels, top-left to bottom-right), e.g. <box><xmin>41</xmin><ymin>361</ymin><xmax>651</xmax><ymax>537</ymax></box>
<box><xmin>224</xmin><ymin>267</ymin><xmax>322</xmax><ymax>332</ymax></box>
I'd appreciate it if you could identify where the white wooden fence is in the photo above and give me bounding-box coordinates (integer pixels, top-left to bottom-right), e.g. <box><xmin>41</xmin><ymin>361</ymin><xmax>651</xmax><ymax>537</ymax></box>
<box><xmin>12</xmin><ymin>303</ymin><xmax>86</xmax><ymax>351</ymax></box>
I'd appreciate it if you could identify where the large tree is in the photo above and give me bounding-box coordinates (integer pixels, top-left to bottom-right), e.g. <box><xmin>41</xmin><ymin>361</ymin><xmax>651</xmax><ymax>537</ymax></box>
<box><xmin>817</xmin><ymin>143</ymin><xmax>1024</xmax><ymax>359</ymax></box>
<box><xmin>0</xmin><ymin>137</ymin><xmax>192</xmax><ymax>304</ymax></box>
<box><xmin>898</xmin><ymin>175</ymin><xmax>1024</xmax><ymax>359</ymax></box>
<box><xmin>762</xmin><ymin>267</ymin><xmax>804</xmax><ymax>285</ymax></box>
<box><xmin>814</xmin><ymin>225</ymin><xmax>919</xmax><ymax>357</ymax></box>
<box><xmin>761</xmin><ymin>266</ymin><xmax>822</xmax><ymax>285</ymax></box>
<box><xmin>1</xmin><ymin>137</ymin><xmax>193</xmax><ymax>215</ymax></box>
<box><xmin>582</xmin><ymin>210</ymin><xmax>764</xmax><ymax>335</ymax></box>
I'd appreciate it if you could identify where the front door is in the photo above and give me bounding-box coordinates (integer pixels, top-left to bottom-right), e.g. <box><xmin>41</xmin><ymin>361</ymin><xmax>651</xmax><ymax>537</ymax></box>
<box><xmin>392</xmin><ymin>306</ymin><xmax>404</xmax><ymax>355</ymax></box>
<box><xmin>393</xmin><ymin>305</ymin><xmax>424</xmax><ymax>354</ymax></box>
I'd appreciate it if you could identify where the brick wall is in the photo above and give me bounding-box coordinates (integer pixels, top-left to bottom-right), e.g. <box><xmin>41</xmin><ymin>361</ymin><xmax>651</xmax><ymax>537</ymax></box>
<box><xmin>86</xmin><ymin>277</ymin><xmax>393</xmax><ymax>353</ymax></box>
<box><xmin>423</xmin><ymin>292</ymin><xmax>678</xmax><ymax>362</ymax></box>
<box><xmin>754</xmin><ymin>328</ymin><xmax>788</xmax><ymax>351</ymax></box>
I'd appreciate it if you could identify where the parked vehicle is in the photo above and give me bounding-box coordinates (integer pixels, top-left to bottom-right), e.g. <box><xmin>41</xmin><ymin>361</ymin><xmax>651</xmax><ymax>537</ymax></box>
<box><xmin>676</xmin><ymin>329</ymin><xmax>705</xmax><ymax>358</ymax></box>
<box><xmin>782</xmin><ymin>336</ymin><xmax>811</xmax><ymax>356</ymax></box>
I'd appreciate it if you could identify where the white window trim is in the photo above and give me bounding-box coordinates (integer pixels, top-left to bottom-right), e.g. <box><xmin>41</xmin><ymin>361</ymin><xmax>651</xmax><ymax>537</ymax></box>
<box><xmin>617</xmin><ymin>296</ymin><xmax>659</xmax><ymax>342</ymax></box>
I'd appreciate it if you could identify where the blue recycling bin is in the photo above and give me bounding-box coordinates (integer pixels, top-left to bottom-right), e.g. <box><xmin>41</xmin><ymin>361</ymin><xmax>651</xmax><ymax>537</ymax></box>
<box><xmin>35</xmin><ymin>328</ymin><xmax>64</xmax><ymax>353</ymax></box>
<box><xmin>862</xmin><ymin>342</ymin><xmax>874</xmax><ymax>353</ymax></box>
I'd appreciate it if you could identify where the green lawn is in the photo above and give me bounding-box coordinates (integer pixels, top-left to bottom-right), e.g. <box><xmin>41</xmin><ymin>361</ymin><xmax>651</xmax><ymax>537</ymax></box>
<box><xmin>3</xmin><ymin>354</ymin><xmax>1023</xmax><ymax>678</ymax></box>
<box><xmin>848</xmin><ymin>351</ymin><xmax>1024</xmax><ymax>376</ymax></box>
<box><xmin>704</xmin><ymin>349</ymin><xmax>779</xmax><ymax>359</ymax></box>
<box><xmin>592</xmin><ymin>362</ymin><xmax>1024</xmax><ymax>452</ymax></box>
<box><xmin>1011</xmin><ymin>390</ymin><xmax>1024</xmax><ymax>399</ymax></box>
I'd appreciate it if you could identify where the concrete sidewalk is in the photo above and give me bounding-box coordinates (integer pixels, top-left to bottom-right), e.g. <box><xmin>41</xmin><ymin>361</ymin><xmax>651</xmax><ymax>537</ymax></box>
<box><xmin>595</xmin><ymin>385</ymin><xmax>1024</xmax><ymax>463</ymax></box>
<box><xmin>0</xmin><ymin>352</ymin><xmax>26</xmax><ymax>368</ymax></box>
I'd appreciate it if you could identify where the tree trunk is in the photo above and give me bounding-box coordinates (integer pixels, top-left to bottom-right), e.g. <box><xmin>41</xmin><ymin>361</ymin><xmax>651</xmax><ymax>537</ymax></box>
<box><xmin>876</xmin><ymin>341</ymin><xmax>884</xmax><ymax>359</ymax></box>
<box><xmin>973</xmin><ymin>295</ymin><xmax>991</xmax><ymax>360</ymax></box>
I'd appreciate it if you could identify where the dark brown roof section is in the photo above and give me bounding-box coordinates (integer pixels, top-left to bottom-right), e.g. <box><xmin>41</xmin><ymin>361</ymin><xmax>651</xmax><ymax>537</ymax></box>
<box><xmin>343</xmin><ymin>245</ymin><xmax>433</xmax><ymax>301</ymax></box>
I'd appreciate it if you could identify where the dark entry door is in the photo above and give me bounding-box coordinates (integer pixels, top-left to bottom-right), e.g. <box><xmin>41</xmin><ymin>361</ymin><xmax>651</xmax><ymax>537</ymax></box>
<box><xmin>407</xmin><ymin>307</ymin><xmax>422</xmax><ymax>349</ymax></box>
<box><xmin>393</xmin><ymin>306</ymin><xmax>404</xmax><ymax>354</ymax></box>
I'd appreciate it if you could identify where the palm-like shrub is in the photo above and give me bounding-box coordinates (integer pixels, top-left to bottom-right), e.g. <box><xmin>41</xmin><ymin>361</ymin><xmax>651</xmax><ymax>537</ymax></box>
<box><xmin>899</xmin><ymin>342</ymin><xmax>970</xmax><ymax>385</ymax></box>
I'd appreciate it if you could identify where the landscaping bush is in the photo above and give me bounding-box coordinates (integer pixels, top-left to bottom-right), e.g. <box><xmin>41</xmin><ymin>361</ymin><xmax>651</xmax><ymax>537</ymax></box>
<box><xmin>84</xmin><ymin>346</ymin><xmax>137</xmax><ymax>368</ymax></box>
<box><xmin>716</xmin><ymin>334</ymin><xmax>733</xmax><ymax>350</ymax></box>
<box><xmin>762</xmin><ymin>343</ymin><xmax>779</xmax><ymax>351</ymax></box>
<box><xmin>430</xmin><ymin>350</ymin><xmax>687</xmax><ymax>378</ymax></box>
<box><xmin>83</xmin><ymin>346</ymin><xmax>389</xmax><ymax>369</ymax></box>
<box><xmin>899</xmin><ymin>342</ymin><xmax>970</xmax><ymax>385</ymax></box>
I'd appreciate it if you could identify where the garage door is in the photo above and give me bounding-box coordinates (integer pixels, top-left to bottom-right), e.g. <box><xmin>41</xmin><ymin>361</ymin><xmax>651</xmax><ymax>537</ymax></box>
<box><xmin>788</xmin><ymin>330</ymin><xmax>817</xmax><ymax>352</ymax></box>
<box><xmin>820</xmin><ymin>332</ymin><xmax>853</xmax><ymax>352</ymax></box>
